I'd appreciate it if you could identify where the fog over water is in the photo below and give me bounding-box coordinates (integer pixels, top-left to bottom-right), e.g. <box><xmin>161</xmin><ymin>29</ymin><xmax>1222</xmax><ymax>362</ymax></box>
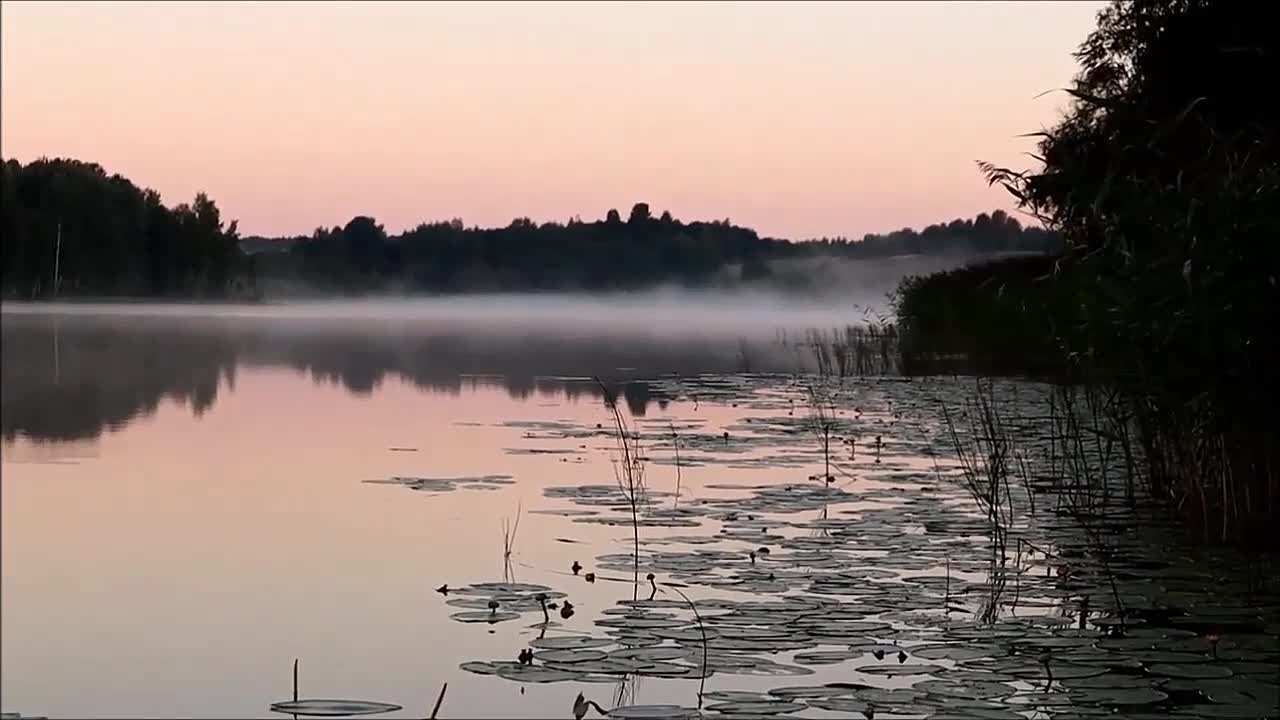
<box><xmin>1</xmin><ymin>289</ymin><xmax>885</xmax><ymax>339</ymax></box>
<box><xmin>7</xmin><ymin>270</ymin><xmax>1277</xmax><ymax>720</ymax></box>
<box><xmin>1</xmin><ymin>288</ymin><xmax>901</xmax><ymax>444</ymax></box>
<box><xmin>2</xmin><ymin>250</ymin><xmax>993</xmax><ymax>338</ymax></box>
<box><xmin>3</xmin><ymin>254</ymin><xmax>956</xmax><ymax>445</ymax></box>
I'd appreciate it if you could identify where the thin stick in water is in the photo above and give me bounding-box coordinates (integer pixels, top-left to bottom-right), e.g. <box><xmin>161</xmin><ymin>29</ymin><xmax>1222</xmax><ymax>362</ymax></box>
<box><xmin>661</xmin><ymin>584</ymin><xmax>707</xmax><ymax>709</ymax></box>
<box><xmin>430</xmin><ymin>682</ymin><xmax>448</xmax><ymax>719</ymax></box>
<box><xmin>669</xmin><ymin>420</ymin><xmax>682</xmax><ymax>509</ymax></box>
<box><xmin>945</xmin><ymin>557</ymin><xmax>951</xmax><ymax>614</ymax></box>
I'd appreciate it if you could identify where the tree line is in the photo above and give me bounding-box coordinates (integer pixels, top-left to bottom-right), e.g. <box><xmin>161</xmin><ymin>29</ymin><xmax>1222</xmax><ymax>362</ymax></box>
<box><xmin>1</xmin><ymin>158</ymin><xmax>249</xmax><ymax>298</ymax></box>
<box><xmin>805</xmin><ymin>209</ymin><xmax>1059</xmax><ymax>258</ymax></box>
<box><xmin>2</xmin><ymin>156</ymin><xmax>1060</xmax><ymax>298</ymax></box>
<box><xmin>252</xmin><ymin>206</ymin><xmax>790</xmax><ymax>294</ymax></box>
<box><xmin>249</xmin><ymin>205</ymin><xmax>1059</xmax><ymax>294</ymax></box>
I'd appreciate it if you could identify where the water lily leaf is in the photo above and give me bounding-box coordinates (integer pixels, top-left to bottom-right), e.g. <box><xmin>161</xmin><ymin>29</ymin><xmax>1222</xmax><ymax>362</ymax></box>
<box><xmin>910</xmin><ymin>643</ymin><xmax>1001</xmax><ymax>661</ymax></box>
<box><xmin>1067</xmin><ymin>687</ymin><xmax>1169</xmax><ymax>706</ymax></box>
<box><xmin>856</xmin><ymin>663</ymin><xmax>940</xmax><ymax>676</ymax></box>
<box><xmin>1171</xmin><ymin>705</ymin><xmax>1280</xmax><ymax>718</ymax></box>
<box><xmin>268</xmin><ymin>700</ymin><xmax>401</xmax><ymax>716</ymax></box>
<box><xmin>803</xmin><ymin>697</ymin><xmax>870</xmax><ymax>714</ymax></box>
<box><xmin>449</xmin><ymin>610</ymin><xmax>521</xmax><ymax>624</ymax></box>
<box><xmin>609</xmin><ymin>646</ymin><xmax>693</xmax><ymax>663</ymax></box>
<box><xmin>702</xmin><ymin>691</ymin><xmax>771</xmax><ymax>703</ymax></box>
<box><xmin>766</xmin><ymin>685</ymin><xmax>860</xmax><ymax>700</ymax></box>
<box><xmin>530</xmin><ymin>636</ymin><xmax>613</xmax><ymax>650</ymax></box>
<box><xmin>1148</xmin><ymin>662</ymin><xmax>1234</xmax><ymax>679</ymax></box>
<box><xmin>495</xmin><ymin>664</ymin><xmax>582</xmax><ymax>683</ymax></box>
<box><xmin>607</xmin><ymin>705</ymin><xmax>701</xmax><ymax>719</ymax></box>
<box><xmin>913</xmin><ymin>679</ymin><xmax>1015</xmax><ymax>700</ymax></box>
<box><xmin>535</xmin><ymin>649</ymin><xmax>608</xmax><ymax>664</ymax></box>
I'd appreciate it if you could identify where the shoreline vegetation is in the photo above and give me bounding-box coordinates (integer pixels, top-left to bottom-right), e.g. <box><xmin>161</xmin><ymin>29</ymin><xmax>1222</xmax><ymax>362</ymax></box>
<box><xmin>893</xmin><ymin>0</ymin><xmax>1277</xmax><ymax>550</ymax></box>
<box><xmin>1</xmin><ymin>155</ymin><xmax>1058</xmax><ymax>300</ymax></box>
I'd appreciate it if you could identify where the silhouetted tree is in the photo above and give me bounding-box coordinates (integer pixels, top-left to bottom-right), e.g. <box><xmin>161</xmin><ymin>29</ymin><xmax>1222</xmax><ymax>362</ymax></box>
<box><xmin>628</xmin><ymin>203</ymin><xmax>651</xmax><ymax>225</ymax></box>
<box><xmin>0</xmin><ymin>157</ymin><xmax>247</xmax><ymax>298</ymax></box>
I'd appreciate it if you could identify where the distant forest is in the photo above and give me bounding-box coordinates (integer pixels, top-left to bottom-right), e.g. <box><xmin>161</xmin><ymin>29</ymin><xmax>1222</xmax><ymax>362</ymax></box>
<box><xmin>1</xmin><ymin>156</ymin><xmax>1060</xmax><ymax>298</ymax></box>
<box><xmin>2</xmin><ymin>158</ymin><xmax>250</xmax><ymax>298</ymax></box>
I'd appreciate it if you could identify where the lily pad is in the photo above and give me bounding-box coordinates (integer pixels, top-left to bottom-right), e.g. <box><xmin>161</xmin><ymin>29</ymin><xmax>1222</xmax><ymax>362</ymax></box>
<box><xmin>913</xmin><ymin>679</ymin><xmax>1015</xmax><ymax>700</ymax></box>
<box><xmin>856</xmin><ymin>663</ymin><xmax>940</xmax><ymax>676</ymax></box>
<box><xmin>609</xmin><ymin>646</ymin><xmax>693</xmax><ymax>663</ymax></box>
<box><xmin>268</xmin><ymin>700</ymin><xmax>402</xmax><ymax>716</ymax></box>
<box><xmin>702</xmin><ymin>691</ymin><xmax>772</xmax><ymax>703</ymax></box>
<box><xmin>608</xmin><ymin>705</ymin><xmax>701</xmax><ymax>719</ymax></box>
<box><xmin>1007</xmin><ymin>663</ymin><xmax>1106</xmax><ymax>680</ymax></box>
<box><xmin>909</xmin><ymin>643</ymin><xmax>1001</xmax><ymax>661</ymax></box>
<box><xmin>535</xmin><ymin>649</ymin><xmax>608</xmax><ymax>664</ymax></box>
<box><xmin>530</xmin><ymin>636</ymin><xmax>613</xmax><ymax>650</ymax></box>
<box><xmin>803</xmin><ymin>697</ymin><xmax>870</xmax><ymax>714</ymax></box>
<box><xmin>494</xmin><ymin>664</ymin><xmax>582</xmax><ymax>683</ymax></box>
<box><xmin>766</xmin><ymin>685</ymin><xmax>860</xmax><ymax>700</ymax></box>
<box><xmin>704</xmin><ymin>701</ymin><xmax>806</xmax><ymax>715</ymax></box>
<box><xmin>449</xmin><ymin>610</ymin><xmax>520</xmax><ymax>624</ymax></box>
<box><xmin>1068</xmin><ymin>687</ymin><xmax>1169</xmax><ymax>706</ymax></box>
<box><xmin>1171</xmin><ymin>705</ymin><xmax>1280</xmax><ymax>718</ymax></box>
<box><xmin>1148</xmin><ymin>662</ymin><xmax>1234</xmax><ymax>679</ymax></box>
<box><xmin>793</xmin><ymin>649</ymin><xmax>865</xmax><ymax>665</ymax></box>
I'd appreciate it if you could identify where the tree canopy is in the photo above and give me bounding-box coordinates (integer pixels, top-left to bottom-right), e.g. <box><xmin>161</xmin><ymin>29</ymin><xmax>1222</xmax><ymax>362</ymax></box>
<box><xmin>1</xmin><ymin>157</ymin><xmax>248</xmax><ymax>298</ymax></box>
<box><xmin>3</xmin><ymin>157</ymin><xmax>1061</xmax><ymax>299</ymax></box>
<box><xmin>250</xmin><ymin>203</ymin><xmax>1060</xmax><ymax>295</ymax></box>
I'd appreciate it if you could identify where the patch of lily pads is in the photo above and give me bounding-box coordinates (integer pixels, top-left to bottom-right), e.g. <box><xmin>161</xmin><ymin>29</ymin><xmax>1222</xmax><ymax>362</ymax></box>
<box><xmin>363</xmin><ymin>474</ymin><xmax>514</xmax><ymax>493</ymax></box>
<box><xmin>430</xmin><ymin>376</ymin><xmax>1279</xmax><ymax>719</ymax></box>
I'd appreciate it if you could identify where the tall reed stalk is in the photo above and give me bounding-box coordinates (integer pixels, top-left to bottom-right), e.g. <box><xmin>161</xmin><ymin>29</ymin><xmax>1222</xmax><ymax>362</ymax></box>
<box><xmin>596</xmin><ymin>378</ymin><xmax>647</xmax><ymax>600</ymax></box>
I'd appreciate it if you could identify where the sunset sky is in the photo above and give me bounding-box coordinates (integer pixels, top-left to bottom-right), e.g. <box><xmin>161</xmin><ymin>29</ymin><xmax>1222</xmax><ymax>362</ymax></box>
<box><xmin>1</xmin><ymin>1</ymin><xmax>1103</xmax><ymax>239</ymax></box>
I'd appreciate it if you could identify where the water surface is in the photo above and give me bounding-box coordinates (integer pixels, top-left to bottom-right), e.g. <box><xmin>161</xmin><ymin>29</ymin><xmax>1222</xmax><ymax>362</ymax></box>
<box><xmin>3</xmin><ymin>304</ymin><xmax>1276</xmax><ymax>719</ymax></box>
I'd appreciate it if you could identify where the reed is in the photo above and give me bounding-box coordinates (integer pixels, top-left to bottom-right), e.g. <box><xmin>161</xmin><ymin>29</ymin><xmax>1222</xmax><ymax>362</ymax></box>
<box><xmin>429</xmin><ymin>682</ymin><xmax>448</xmax><ymax>719</ymax></box>
<box><xmin>668</xmin><ymin>420</ymin><xmax>683</xmax><ymax>509</ymax></box>
<box><xmin>659</xmin><ymin>582</ymin><xmax>709</xmax><ymax>710</ymax></box>
<box><xmin>596</xmin><ymin>377</ymin><xmax>647</xmax><ymax>601</ymax></box>
<box><xmin>501</xmin><ymin>503</ymin><xmax>522</xmax><ymax>583</ymax></box>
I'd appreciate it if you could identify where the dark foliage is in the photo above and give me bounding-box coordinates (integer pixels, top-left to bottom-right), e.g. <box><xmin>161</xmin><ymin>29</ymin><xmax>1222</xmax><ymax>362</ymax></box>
<box><xmin>248</xmin><ymin>205</ymin><xmax>1060</xmax><ymax>295</ymax></box>
<box><xmin>1</xmin><ymin>157</ymin><xmax>251</xmax><ymax>298</ymax></box>
<box><xmin>806</xmin><ymin>208</ymin><xmax>1061</xmax><ymax>258</ymax></box>
<box><xmin>893</xmin><ymin>255</ymin><xmax>1070</xmax><ymax>377</ymax></box>
<box><xmin>2</xmin><ymin>156</ymin><xmax>1061</xmax><ymax>298</ymax></box>
<box><xmin>897</xmin><ymin>0</ymin><xmax>1279</xmax><ymax>547</ymax></box>
<box><xmin>255</xmin><ymin>207</ymin><xmax>793</xmax><ymax>294</ymax></box>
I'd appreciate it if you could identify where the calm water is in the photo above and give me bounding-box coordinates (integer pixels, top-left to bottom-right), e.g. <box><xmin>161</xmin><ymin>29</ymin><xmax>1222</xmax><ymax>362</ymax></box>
<box><xmin>2</xmin><ymin>304</ymin><xmax>1277</xmax><ymax>720</ymax></box>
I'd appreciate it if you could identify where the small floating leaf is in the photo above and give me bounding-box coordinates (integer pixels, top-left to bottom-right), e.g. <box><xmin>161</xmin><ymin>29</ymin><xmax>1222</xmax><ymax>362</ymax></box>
<box><xmin>1068</xmin><ymin>687</ymin><xmax>1170</xmax><ymax>706</ymax></box>
<box><xmin>530</xmin><ymin>636</ymin><xmax>613</xmax><ymax>650</ymax></box>
<box><xmin>495</xmin><ymin>665</ymin><xmax>582</xmax><ymax>683</ymax></box>
<box><xmin>268</xmin><ymin>700</ymin><xmax>402</xmax><ymax>716</ymax></box>
<box><xmin>1148</xmin><ymin>662</ymin><xmax>1234</xmax><ymax>679</ymax></box>
<box><xmin>607</xmin><ymin>706</ymin><xmax>700</xmax><ymax>719</ymax></box>
<box><xmin>703</xmin><ymin>700</ymin><xmax>806</xmax><ymax>715</ymax></box>
<box><xmin>535</xmin><ymin>649</ymin><xmax>608</xmax><ymax>664</ymax></box>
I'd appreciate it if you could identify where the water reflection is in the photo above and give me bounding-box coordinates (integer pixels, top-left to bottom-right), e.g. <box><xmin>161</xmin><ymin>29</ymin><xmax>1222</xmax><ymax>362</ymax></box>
<box><xmin>1</xmin><ymin>309</ymin><xmax>807</xmax><ymax>443</ymax></box>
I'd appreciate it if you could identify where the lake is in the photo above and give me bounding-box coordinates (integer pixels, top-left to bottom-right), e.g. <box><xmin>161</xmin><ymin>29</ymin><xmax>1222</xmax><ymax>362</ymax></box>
<box><xmin>2</xmin><ymin>302</ymin><xmax>1277</xmax><ymax>720</ymax></box>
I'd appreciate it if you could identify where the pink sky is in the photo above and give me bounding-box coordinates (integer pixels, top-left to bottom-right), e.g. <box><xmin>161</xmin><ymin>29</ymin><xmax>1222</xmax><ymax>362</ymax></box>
<box><xmin>1</xmin><ymin>1</ymin><xmax>1102</xmax><ymax>239</ymax></box>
